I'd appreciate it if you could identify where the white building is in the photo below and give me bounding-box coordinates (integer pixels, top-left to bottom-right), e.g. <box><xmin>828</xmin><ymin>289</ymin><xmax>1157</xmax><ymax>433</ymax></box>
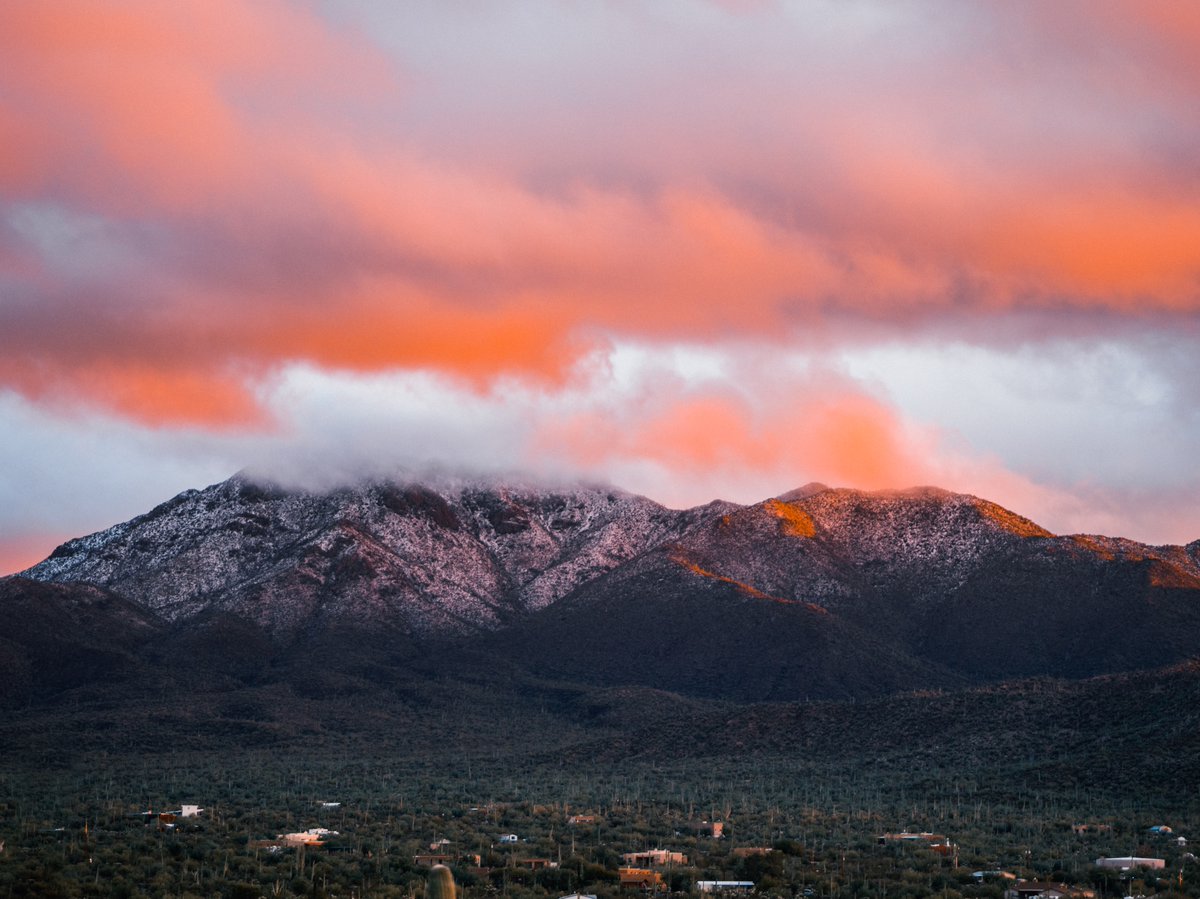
<box><xmin>279</xmin><ymin>828</ymin><xmax>340</xmax><ymax>846</ymax></box>
<box><xmin>1094</xmin><ymin>857</ymin><xmax>1165</xmax><ymax>870</ymax></box>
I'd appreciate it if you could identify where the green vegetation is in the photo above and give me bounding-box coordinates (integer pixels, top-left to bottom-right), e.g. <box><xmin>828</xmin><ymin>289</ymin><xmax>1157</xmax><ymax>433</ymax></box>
<box><xmin>2</xmin><ymin>747</ymin><xmax>1199</xmax><ymax>899</ymax></box>
<box><xmin>3</xmin><ymin>631</ymin><xmax>1198</xmax><ymax>897</ymax></box>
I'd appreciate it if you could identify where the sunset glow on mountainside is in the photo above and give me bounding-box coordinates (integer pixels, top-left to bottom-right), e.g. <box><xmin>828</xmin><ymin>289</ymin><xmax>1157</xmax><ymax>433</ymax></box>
<box><xmin>3</xmin><ymin>1</ymin><xmax>1200</xmax><ymax>573</ymax></box>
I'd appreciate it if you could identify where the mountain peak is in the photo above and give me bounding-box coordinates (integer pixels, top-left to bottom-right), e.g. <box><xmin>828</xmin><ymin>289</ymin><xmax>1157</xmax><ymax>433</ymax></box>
<box><xmin>775</xmin><ymin>482</ymin><xmax>832</xmax><ymax>502</ymax></box>
<box><xmin>20</xmin><ymin>473</ymin><xmax>702</xmax><ymax>636</ymax></box>
<box><xmin>9</xmin><ymin>473</ymin><xmax>1200</xmax><ymax>709</ymax></box>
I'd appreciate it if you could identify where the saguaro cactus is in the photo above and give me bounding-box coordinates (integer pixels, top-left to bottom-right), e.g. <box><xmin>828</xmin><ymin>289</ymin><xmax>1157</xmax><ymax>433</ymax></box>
<box><xmin>428</xmin><ymin>864</ymin><xmax>457</xmax><ymax>899</ymax></box>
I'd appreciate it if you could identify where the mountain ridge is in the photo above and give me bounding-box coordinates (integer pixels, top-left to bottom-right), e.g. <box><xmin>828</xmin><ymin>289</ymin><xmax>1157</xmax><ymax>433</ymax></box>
<box><xmin>9</xmin><ymin>472</ymin><xmax>1200</xmax><ymax>709</ymax></box>
<box><xmin>24</xmin><ymin>474</ymin><xmax>713</xmax><ymax>636</ymax></box>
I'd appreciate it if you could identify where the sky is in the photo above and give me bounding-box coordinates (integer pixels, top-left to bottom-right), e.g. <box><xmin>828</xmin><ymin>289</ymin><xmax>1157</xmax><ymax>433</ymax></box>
<box><xmin>3</xmin><ymin>0</ymin><xmax>1200</xmax><ymax>574</ymax></box>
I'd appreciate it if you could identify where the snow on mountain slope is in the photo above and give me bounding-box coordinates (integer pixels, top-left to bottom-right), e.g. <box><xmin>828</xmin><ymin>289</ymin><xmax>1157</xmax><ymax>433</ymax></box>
<box><xmin>20</xmin><ymin>474</ymin><xmax>1200</xmax><ymax>668</ymax></box>
<box><xmin>22</xmin><ymin>475</ymin><xmax>710</xmax><ymax>636</ymax></box>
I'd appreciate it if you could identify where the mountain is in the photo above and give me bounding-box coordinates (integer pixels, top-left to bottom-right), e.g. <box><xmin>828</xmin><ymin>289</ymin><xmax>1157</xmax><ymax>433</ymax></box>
<box><xmin>8</xmin><ymin>474</ymin><xmax>1200</xmax><ymax>712</ymax></box>
<box><xmin>0</xmin><ymin>577</ymin><xmax>162</xmax><ymax>703</ymax></box>
<box><xmin>22</xmin><ymin>475</ymin><xmax>719</xmax><ymax>637</ymax></box>
<box><xmin>483</xmin><ymin>485</ymin><xmax>1200</xmax><ymax>698</ymax></box>
<box><xmin>553</xmin><ymin>659</ymin><xmax>1200</xmax><ymax>798</ymax></box>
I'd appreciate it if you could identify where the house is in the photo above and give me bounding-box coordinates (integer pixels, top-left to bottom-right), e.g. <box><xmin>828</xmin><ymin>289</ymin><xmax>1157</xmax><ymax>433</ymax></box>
<box><xmin>877</xmin><ymin>832</ymin><xmax>955</xmax><ymax>856</ymax></box>
<box><xmin>279</xmin><ymin>828</ymin><xmax>338</xmax><ymax>847</ymax></box>
<box><xmin>685</xmin><ymin>820</ymin><xmax>725</xmax><ymax>838</ymax></box>
<box><xmin>878</xmin><ymin>832</ymin><xmax>951</xmax><ymax>846</ymax></box>
<box><xmin>519</xmin><ymin>858</ymin><xmax>559</xmax><ymax>870</ymax></box>
<box><xmin>498</xmin><ymin>834</ymin><xmax>519</xmax><ymax>844</ymax></box>
<box><xmin>1005</xmin><ymin>882</ymin><xmax>1094</xmax><ymax>899</ymax></box>
<box><xmin>180</xmin><ymin>805</ymin><xmax>203</xmax><ymax>818</ymax></box>
<box><xmin>696</xmin><ymin>883</ymin><xmax>755</xmax><ymax>894</ymax></box>
<box><xmin>621</xmin><ymin>849</ymin><xmax>688</xmax><ymax>867</ymax></box>
<box><xmin>619</xmin><ymin>868</ymin><xmax>664</xmax><ymax>890</ymax></box>
<box><xmin>417</xmin><ymin>853</ymin><xmax>483</xmax><ymax>868</ymax></box>
<box><xmin>1094</xmin><ymin>857</ymin><xmax>1165</xmax><ymax>870</ymax></box>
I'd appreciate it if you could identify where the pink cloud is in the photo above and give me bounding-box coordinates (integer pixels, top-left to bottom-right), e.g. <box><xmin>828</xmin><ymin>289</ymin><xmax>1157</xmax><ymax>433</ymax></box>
<box><xmin>0</xmin><ymin>2</ymin><xmax>394</xmax><ymax>209</ymax></box>
<box><xmin>0</xmin><ymin>532</ymin><xmax>66</xmax><ymax>578</ymax></box>
<box><xmin>530</xmin><ymin>361</ymin><xmax>949</xmax><ymax>504</ymax></box>
<box><xmin>0</xmin><ymin>0</ymin><xmax>1198</xmax><ymax>446</ymax></box>
<box><xmin>528</xmin><ymin>368</ymin><xmax>1200</xmax><ymax>545</ymax></box>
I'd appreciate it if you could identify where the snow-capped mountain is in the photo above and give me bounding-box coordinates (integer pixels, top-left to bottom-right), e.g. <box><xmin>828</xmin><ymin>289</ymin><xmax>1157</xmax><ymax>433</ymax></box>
<box><xmin>9</xmin><ymin>473</ymin><xmax>1200</xmax><ymax>706</ymax></box>
<box><xmin>22</xmin><ymin>474</ymin><xmax>721</xmax><ymax>636</ymax></box>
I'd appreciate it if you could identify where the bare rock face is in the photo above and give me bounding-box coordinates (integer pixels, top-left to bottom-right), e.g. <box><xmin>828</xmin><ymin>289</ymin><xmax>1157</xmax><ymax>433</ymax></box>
<box><xmin>14</xmin><ymin>474</ymin><xmax>1200</xmax><ymax>701</ymax></box>
<box><xmin>21</xmin><ymin>474</ymin><xmax>707</xmax><ymax>638</ymax></box>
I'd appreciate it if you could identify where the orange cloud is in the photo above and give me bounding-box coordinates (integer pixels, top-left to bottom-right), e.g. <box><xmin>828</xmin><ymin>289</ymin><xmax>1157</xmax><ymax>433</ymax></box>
<box><xmin>0</xmin><ymin>352</ymin><xmax>265</xmax><ymax>428</ymax></box>
<box><xmin>525</xmin><ymin>361</ymin><xmax>1193</xmax><ymax>544</ymax></box>
<box><xmin>534</xmin><ymin>375</ymin><xmax>941</xmax><ymax>500</ymax></box>
<box><xmin>3</xmin><ymin>1</ymin><xmax>1200</xmax><ymax>430</ymax></box>
<box><xmin>0</xmin><ymin>2</ymin><xmax>392</xmax><ymax>210</ymax></box>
